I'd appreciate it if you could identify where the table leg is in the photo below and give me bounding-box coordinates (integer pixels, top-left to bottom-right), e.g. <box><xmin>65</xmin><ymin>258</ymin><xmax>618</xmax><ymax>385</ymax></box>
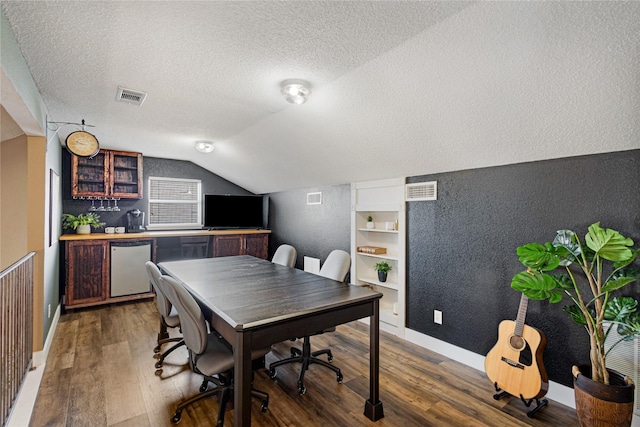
<box><xmin>364</xmin><ymin>299</ymin><xmax>384</xmax><ymax>420</ymax></box>
<box><xmin>234</xmin><ymin>330</ymin><xmax>252</xmax><ymax>427</ymax></box>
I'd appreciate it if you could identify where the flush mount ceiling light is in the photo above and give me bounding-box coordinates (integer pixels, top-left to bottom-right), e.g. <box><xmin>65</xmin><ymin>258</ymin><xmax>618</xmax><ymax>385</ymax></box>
<box><xmin>281</xmin><ymin>79</ymin><xmax>311</xmax><ymax>104</ymax></box>
<box><xmin>195</xmin><ymin>140</ymin><xmax>215</xmax><ymax>153</ymax></box>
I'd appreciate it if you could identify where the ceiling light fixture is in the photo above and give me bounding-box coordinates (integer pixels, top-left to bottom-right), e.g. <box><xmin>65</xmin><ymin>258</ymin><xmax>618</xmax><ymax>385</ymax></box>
<box><xmin>195</xmin><ymin>140</ymin><xmax>215</xmax><ymax>153</ymax></box>
<box><xmin>281</xmin><ymin>79</ymin><xmax>311</xmax><ymax>104</ymax></box>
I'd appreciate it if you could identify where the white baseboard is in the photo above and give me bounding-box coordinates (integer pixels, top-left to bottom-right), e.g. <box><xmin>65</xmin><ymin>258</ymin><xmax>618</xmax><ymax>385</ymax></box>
<box><xmin>33</xmin><ymin>303</ymin><xmax>60</xmax><ymax>367</ymax></box>
<box><xmin>6</xmin><ymin>303</ymin><xmax>60</xmax><ymax>427</ymax></box>
<box><xmin>403</xmin><ymin>328</ymin><xmax>576</xmax><ymax>409</ymax></box>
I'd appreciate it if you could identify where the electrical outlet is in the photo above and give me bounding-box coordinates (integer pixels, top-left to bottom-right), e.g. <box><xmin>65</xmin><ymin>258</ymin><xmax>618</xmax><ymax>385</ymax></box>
<box><xmin>48</xmin><ymin>304</ymin><xmax>51</xmax><ymax>319</ymax></box>
<box><xmin>434</xmin><ymin>309</ymin><xmax>443</xmax><ymax>325</ymax></box>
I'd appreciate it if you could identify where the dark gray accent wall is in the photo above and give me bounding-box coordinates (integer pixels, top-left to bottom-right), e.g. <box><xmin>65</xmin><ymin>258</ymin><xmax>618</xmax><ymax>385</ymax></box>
<box><xmin>406</xmin><ymin>149</ymin><xmax>640</xmax><ymax>387</ymax></box>
<box><xmin>267</xmin><ymin>185</ymin><xmax>351</xmax><ymax>270</ymax></box>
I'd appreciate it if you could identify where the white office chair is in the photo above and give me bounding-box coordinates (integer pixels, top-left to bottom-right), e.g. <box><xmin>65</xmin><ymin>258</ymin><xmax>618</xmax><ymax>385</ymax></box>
<box><xmin>269</xmin><ymin>249</ymin><xmax>350</xmax><ymax>394</ymax></box>
<box><xmin>144</xmin><ymin>261</ymin><xmax>184</xmax><ymax>368</ymax></box>
<box><xmin>160</xmin><ymin>274</ymin><xmax>270</xmax><ymax>425</ymax></box>
<box><xmin>271</xmin><ymin>244</ymin><xmax>297</xmax><ymax>268</ymax></box>
<box><xmin>319</xmin><ymin>249</ymin><xmax>351</xmax><ymax>282</ymax></box>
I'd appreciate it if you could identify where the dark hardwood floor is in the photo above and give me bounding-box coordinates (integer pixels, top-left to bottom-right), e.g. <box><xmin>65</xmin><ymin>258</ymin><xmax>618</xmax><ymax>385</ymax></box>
<box><xmin>29</xmin><ymin>300</ymin><xmax>579</xmax><ymax>426</ymax></box>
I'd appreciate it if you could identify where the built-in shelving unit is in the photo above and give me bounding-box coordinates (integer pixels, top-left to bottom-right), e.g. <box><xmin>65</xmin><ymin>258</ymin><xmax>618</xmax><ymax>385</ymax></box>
<box><xmin>351</xmin><ymin>178</ymin><xmax>405</xmax><ymax>337</ymax></box>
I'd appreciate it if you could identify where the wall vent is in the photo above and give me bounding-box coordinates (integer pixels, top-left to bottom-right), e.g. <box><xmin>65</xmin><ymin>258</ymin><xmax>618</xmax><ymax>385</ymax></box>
<box><xmin>115</xmin><ymin>87</ymin><xmax>147</xmax><ymax>106</ymax></box>
<box><xmin>307</xmin><ymin>192</ymin><xmax>322</xmax><ymax>205</ymax></box>
<box><xmin>406</xmin><ymin>181</ymin><xmax>437</xmax><ymax>201</ymax></box>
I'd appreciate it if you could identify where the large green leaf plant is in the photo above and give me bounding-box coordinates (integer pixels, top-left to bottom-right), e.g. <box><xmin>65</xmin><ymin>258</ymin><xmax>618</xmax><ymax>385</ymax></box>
<box><xmin>511</xmin><ymin>222</ymin><xmax>640</xmax><ymax>384</ymax></box>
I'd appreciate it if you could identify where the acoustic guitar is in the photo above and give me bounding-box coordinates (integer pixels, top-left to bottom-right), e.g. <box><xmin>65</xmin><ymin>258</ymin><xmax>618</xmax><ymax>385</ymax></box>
<box><xmin>484</xmin><ymin>294</ymin><xmax>549</xmax><ymax>400</ymax></box>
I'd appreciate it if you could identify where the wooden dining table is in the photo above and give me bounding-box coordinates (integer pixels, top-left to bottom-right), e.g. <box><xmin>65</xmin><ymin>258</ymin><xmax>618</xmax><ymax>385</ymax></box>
<box><xmin>158</xmin><ymin>255</ymin><xmax>384</xmax><ymax>427</ymax></box>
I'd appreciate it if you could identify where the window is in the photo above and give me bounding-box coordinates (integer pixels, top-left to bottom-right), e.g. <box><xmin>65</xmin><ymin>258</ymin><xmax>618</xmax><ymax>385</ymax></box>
<box><xmin>147</xmin><ymin>177</ymin><xmax>202</xmax><ymax>230</ymax></box>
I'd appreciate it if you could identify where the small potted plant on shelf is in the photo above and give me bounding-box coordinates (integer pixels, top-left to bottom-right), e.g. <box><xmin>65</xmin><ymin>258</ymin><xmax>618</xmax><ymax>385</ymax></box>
<box><xmin>62</xmin><ymin>212</ymin><xmax>106</xmax><ymax>235</ymax></box>
<box><xmin>374</xmin><ymin>261</ymin><xmax>392</xmax><ymax>282</ymax></box>
<box><xmin>511</xmin><ymin>222</ymin><xmax>640</xmax><ymax>426</ymax></box>
<box><xmin>367</xmin><ymin>215</ymin><xmax>375</xmax><ymax>229</ymax></box>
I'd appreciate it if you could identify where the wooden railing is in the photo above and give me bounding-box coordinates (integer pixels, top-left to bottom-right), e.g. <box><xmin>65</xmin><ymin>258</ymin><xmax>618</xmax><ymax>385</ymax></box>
<box><xmin>0</xmin><ymin>252</ymin><xmax>35</xmax><ymax>427</ymax></box>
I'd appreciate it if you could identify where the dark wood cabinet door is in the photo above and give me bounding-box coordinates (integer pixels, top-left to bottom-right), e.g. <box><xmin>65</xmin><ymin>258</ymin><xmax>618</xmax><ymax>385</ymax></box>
<box><xmin>212</xmin><ymin>235</ymin><xmax>244</xmax><ymax>257</ymax></box>
<box><xmin>109</xmin><ymin>151</ymin><xmax>143</xmax><ymax>199</ymax></box>
<box><xmin>66</xmin><ymin>240</ymin><xmax>108</xmax><ymax>306</ymax></box>
<box><xmin>71</xmin><ymin>150</ymin><xmax>109</xmax><ymax>198</ymax></box>
<box><xmin>244</xmin><ymin>234</ymin><xmax>268</xmax><ymax>259</ymax></box>
<box><xmin>212</xmin><ymin>233</ymin><xmax>269</xmax><ymax>259</ymax></box>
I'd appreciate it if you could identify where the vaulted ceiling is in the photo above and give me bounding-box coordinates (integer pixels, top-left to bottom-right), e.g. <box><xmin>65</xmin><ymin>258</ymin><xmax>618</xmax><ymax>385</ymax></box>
<box><xmin>2</xmin><ymin>1</ymin><xmax>639</xmax><ymax>194</ymax></box>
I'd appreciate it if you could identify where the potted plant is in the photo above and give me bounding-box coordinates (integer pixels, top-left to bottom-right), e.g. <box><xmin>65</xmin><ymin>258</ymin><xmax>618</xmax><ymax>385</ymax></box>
<box><xmin>511</xmin><ymin>222</ymin><xmax>640</xmax><ymax>426</ymax></box>
<box><xmin>62</xmin><ymin>212</ymin><xmax>106</xmax><ymax>235</ymax></box>
<box><xmin>374</xmin><ymin>261</ymin><xmax>392</xmax><ymax>282</ymax></box>
<box><xmin>366</xmin><ymin>215</ymin><xmax>375</xmax><ymax>229</ymax></box>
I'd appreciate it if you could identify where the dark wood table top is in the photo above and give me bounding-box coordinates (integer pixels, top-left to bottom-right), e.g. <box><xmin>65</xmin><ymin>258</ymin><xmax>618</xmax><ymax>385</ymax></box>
<box><xmin>159</xmin><ymin>255</ymin><xmax>382</xmax><ymax>330</ymax></box>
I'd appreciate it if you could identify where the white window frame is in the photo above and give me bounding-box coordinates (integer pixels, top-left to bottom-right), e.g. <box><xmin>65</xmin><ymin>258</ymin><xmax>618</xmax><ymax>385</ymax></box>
<box><xmin>147</xmin><ymin>177</ymin><xmax>202</xmax><ymax>230</ymax></box>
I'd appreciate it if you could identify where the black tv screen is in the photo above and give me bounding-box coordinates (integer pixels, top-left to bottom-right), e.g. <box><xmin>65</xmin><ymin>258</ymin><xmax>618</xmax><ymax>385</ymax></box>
<box><xmin>203</xmin><ymin>194</ymin><xmax>266</xmax><ymax>229</ymax></box>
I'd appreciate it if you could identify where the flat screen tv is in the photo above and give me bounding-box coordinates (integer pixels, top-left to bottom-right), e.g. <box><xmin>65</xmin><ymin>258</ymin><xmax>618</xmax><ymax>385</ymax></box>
<box><xmin>203</xmin><ymin>194</ymin><xmax>267</xmax><ymax>229</ymax></box>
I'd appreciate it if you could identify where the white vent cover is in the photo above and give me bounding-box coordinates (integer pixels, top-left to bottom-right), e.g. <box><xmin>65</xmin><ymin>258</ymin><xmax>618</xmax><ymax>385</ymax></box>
<box><xmin>307</xmin><ymin>192</ymin><xmax>322</xmax><ymax>205</ymax></box>
<box><xmin>406</xmin><ymin>181</ymin><xmax>437</xmax><ymax>201</ymax></box>
<box><xmin>116</xmin><ymin>87</ymin><xmax>147</xmax><ymax>106</ymax></box>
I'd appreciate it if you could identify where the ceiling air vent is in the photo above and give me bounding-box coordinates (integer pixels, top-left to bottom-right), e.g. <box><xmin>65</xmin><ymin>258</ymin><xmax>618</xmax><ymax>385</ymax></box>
<box><xmin>115</xmin><ymin>87</ymin><xmax>147</xmax><ymax>106</ymax></box>
<box><xmin>307</xmin><ymin>192</ymin><xmax>322</xmax><ymax>205</ymax></box>
<box><xmin>406</xmin><ymin>181</ymin><xmax>437</xmax><ymax>201</ymax></box>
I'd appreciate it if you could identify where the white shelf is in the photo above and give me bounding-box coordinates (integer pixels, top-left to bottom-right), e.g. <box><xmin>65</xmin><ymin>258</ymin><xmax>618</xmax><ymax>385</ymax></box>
<box><xmin>357</xmin><ymin>228</ymin><xmax>398</xmax><ymax>234</ymax></box>
<box><xmin>351</xmin><ymin>178</ymin><xmax>406</xmax><ymax>339</ymax></box>
<box><xmin>380</xmin><ymin>310</ymin><xmax>398</xmax><ymax>326</ymax></box>
<box><xmin>358</xmin><ymin>276</ymin><xmax>398</xmax><ymax>291</ymax></box>
<box><xmin>356</xmin><ymin>252</ymin><xmax>398</xmax><ymax>261</ymax></box>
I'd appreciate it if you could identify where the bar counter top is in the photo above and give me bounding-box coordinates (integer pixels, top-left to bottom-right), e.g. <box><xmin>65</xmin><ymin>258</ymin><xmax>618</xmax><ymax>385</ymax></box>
<box><xmin>59</xmin><ymin>228</ymin><xmax>271</xmax><ymax>241</ymax></box>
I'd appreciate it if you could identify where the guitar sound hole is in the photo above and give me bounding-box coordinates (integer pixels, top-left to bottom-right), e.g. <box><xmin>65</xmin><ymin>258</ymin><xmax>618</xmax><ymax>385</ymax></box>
<box><xmin>510</xmin><ymin>335</ymin><xmax>525</xmax><ymax>351</ymax></box>
<box><xmin>509</xmin><ymin>335</ymin><xmax>533</xmax><ymax>367</ymax></box>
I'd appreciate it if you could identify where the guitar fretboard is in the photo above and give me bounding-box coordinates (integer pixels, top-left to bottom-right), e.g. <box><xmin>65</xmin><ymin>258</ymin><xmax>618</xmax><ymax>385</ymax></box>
<box><xmin>514</xmin><ymin>293</ymin><xmax>528</xmax><ymax>337</ymax></box>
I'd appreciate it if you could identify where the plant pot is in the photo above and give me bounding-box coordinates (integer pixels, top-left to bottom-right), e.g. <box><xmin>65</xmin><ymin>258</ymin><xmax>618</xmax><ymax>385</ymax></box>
<box><xmin>377</xmin><ymin>271</ymin><xmax>387</xmax><ymax>282</ymax></box>
<box><xmin>366</xmin><ymin>222</ymin><xmax>374</xmax><ymax>229</ymax></box>
<box><xmin>573</xmin><ymin>365</ymin><xmax>635</xmax><ymax>427</ymax></box>
<box><xmin>76</xmin><ymin>224</ymin><xmax>91</xmax><ymax>235</ymax></box>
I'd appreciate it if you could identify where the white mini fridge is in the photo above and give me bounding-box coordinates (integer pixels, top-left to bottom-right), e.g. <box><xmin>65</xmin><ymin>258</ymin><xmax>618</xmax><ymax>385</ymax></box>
<box><xmin>110</xmin><ymin>240</ymin><xmax>152</xmax><ymax>297</ymax></box>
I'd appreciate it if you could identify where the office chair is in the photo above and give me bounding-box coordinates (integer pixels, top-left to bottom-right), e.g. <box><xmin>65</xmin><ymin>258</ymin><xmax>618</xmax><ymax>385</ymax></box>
<box><xmin>180</xmin><ymin>236</ymin><xmax>210</xmax><ymax>259</ymax></box>
<box><xmin>144</xmin><ymin>261</ymin><xmax>185</xmax><ymax>369</ymax></box>
<box><xmin>271</xmin><ymin>244</ymin><xmax>297</xmax><ymax>267</ymax></box>
<box><xmin>268</xmin><ymin>249</ymin><xmax>350</xmax><ymax>394</ymax></box>
<box><xmin>160</xmin><ymin>274</ymin><xmax>270</xmax><ymax>425</ymax></box>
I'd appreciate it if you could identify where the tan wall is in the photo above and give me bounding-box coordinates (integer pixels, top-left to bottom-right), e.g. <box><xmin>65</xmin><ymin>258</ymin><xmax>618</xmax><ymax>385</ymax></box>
<box><xmin>27</xmin><ymin>135</ymin><xmax>46</xmax><ymax>349</ymax></box>
<box><xmin>0</xmin><ymin>134</ymin><xmax>29</xmax><ymax>270</ymax></box>
<box><xmin>0</xmin><ymin>134</ymin><xmax>47</xmax><ymax>350</ymax></box>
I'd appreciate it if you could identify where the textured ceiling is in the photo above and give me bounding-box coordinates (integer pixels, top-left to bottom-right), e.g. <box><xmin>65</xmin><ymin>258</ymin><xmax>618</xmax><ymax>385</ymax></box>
<box><xmin>2</xmin><ymin>1</ymin><xmax>640</xmax><ymax>194</ymax></box>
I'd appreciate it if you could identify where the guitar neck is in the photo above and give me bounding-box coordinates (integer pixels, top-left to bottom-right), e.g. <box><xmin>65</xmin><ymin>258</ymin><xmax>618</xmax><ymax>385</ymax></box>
<box><xmin>514</xmin><ymin>293</ymin><xmax>529</xmax><ymax>337</ymax></box>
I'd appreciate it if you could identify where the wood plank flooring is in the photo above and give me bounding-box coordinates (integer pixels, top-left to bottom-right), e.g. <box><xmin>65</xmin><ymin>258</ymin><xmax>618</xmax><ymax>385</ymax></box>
<box><xmin>29</xmin><ymin>300</ymin><xmax>579</xmax><ymax>427</ymax></box>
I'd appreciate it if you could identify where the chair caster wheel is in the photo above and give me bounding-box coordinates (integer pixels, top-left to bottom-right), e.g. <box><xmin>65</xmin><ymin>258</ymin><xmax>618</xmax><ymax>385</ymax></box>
<box><xmin>153</xmin><ymin>345</ymin><xmax>161</xmax><ymax>353</ymax></box>
<box><xmin>172</xmin><ymin>410</ymin><xmax>182</xmax><ymax>424</ymax></box>
<box><xmin>155</xmin><ymin>360</ymin><xmax>163</xmax><ymax>369</ymax></box>
<box><xmin>261</xmin><ymin>400</ymin><xmax>269</xmax><ymax>412</ymax></box>
<box><xmin>328</xmin><ymin>355</ymin><xmax>333</xmax><ymax>362</ymax></box>
<box><xmin>154</xmin><ymin>369</ymin><xmax>163</xmax><ymax>376</ymax></box>
<box><xmin>199</xmin><ymin>384</ymin><xmax>208</xmax><ymax>392</ymax></box>
<box><xmin>337</xmin><ymin>372</ymin><xmax>343</xmax><ymax>383</ymax></box>
<box><xmin>269</xmin><ymin>369</ymin><xmax>277</xmax><ymax>379</ymax></box>
<box><xmin>298</xmin><ymin>383</ymin><xmax>306</xmax><ymax>395</ymax></box>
